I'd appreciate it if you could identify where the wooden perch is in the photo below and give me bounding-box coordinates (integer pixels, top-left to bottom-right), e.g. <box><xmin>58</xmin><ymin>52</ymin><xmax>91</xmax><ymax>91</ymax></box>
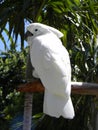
<box><xmin>18</xmin><ymin>80</ymin><xmax>44</xmax><ymax>93</ymax></box>
<box><xmin>17</xmin><ymin>81</ymin><xmax>98</xmax><ymax>96</ymax></box>
<box><xmin>71</xmin><ymin>82</ymin><xmax>98</xmax><ymax>96</ymax></box>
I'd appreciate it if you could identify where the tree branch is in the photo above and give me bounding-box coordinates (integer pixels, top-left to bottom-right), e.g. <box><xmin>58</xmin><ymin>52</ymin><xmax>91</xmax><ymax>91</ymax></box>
<box><xmin>17</xmin><ymin>81</ymin><xmax>98</xmax><ymax>96</ymax></box>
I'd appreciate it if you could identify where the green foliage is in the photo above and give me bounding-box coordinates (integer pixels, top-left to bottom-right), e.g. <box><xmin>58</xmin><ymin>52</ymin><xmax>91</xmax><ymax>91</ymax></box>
<box><xmin>0</xmin><ymin>50</ymin><xmax>27</xmax><ymax>129</ymax></box>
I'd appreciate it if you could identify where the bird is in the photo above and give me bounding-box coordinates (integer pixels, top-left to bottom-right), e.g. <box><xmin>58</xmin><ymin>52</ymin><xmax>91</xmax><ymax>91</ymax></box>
<box><xmin>26</xmin><ymin>23</ymin><xmax>75</xmax><ymax>119</ymax></box>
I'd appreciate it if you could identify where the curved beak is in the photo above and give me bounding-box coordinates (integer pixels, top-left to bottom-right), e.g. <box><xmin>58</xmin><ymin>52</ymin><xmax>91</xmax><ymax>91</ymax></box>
<box><xmin>24</xmin><ymin>31</ymin><xmax>33</xmax><ymax>41</ymax></box>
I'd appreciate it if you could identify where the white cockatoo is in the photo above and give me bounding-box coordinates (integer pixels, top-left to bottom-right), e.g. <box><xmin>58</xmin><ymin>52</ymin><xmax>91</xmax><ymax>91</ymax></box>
<box><xmin>26</xmin><ymin>23</ymin><xmax>75</xmax><ymax>119</ymax></box>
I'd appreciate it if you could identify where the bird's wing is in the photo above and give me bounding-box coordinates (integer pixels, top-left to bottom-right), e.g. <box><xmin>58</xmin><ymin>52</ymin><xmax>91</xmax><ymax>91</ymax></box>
<box><xmin>30</xmin><ymin>34</ymin><xmax>71</xmax><ymax>98</ymax></box>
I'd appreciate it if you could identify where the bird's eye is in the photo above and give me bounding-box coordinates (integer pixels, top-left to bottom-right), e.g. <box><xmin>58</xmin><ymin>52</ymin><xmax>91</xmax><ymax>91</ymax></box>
<box><xmin>35</xmin><ymin>29</ymin><xmax>38</xmax><ymax>31</ymax></box>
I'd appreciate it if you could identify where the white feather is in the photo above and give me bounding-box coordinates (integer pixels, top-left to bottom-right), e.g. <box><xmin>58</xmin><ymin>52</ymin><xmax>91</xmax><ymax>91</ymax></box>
<box><xmin>26</xmin><ymin>23</ymin><xmax>75</xmax><ymax>119</ymax></box>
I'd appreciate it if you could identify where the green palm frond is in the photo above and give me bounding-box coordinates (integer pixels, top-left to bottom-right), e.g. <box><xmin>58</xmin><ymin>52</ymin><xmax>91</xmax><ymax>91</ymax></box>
<box><xmin>0</xmin><ymin>0</ymin><xmax>98</xmax><ymax>49</ymax></box>
<box><xmin>0</xmin><ymin>27</ymin><xmax>16</xmax><ymax>51</ymax></box>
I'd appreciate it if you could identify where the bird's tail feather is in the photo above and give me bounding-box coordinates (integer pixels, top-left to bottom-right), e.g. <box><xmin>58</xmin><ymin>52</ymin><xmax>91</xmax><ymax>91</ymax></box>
<box><xmin>43</xmin><ymin>89</ymin><xmax>75</xmax><ymax>119</ymax></box>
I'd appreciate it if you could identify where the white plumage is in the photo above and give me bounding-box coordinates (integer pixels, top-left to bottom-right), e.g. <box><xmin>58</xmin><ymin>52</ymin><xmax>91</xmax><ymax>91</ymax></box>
<box><xmin>26</xmin><ymin>23</ymin><xmax>75</xmax><ymax>119</ymax></box>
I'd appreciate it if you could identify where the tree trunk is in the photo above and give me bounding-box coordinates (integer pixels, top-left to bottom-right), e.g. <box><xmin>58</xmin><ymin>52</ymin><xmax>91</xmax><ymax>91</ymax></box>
<box><xmin>23</xmin><ymin>93</ymin><xmax>33</xmax><ymax>130</ymax></box>
<box><xmin>23</xmin><ymin>52</ymin><xmax>36</xmax><ymax>130</ymax></box>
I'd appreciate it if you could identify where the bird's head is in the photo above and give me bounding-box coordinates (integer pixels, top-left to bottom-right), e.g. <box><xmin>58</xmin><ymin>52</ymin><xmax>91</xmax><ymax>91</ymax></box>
<box><xmin>25</xmin><ymin>23</ymin><xmax>63</xmax><ymax>42</ymax></box>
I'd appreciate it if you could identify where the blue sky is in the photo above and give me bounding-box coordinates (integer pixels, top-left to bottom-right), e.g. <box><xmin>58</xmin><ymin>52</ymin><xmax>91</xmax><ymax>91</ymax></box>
<box><xmin>0</xmin><ymin>22</ymin><xmax>29</xmax><ymax>52</ymax></box>
<box><xmin>0</xmin><ymin>31</ymin><xmax>7</xmax><ymax>51</ymax></box>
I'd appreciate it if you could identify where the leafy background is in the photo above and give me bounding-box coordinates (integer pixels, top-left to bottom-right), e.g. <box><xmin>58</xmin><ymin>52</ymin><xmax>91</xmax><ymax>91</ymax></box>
<box><xmin>0</xmin><ymin>0</ymin><xmax>98</xmax><ymax>130</ymax></box>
